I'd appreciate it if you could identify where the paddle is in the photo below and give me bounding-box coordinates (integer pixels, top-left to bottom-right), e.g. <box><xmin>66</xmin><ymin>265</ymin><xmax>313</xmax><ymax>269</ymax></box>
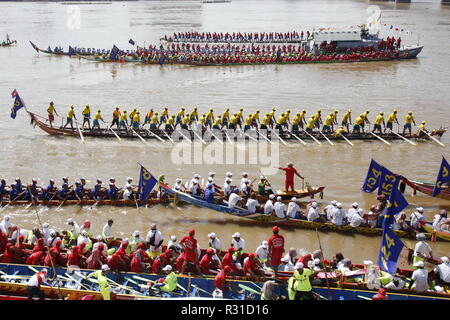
<box><xmin>255</xmin><ymin>129</ymin><xmax>273</xmax><ymax>144</ymax></box>
<box><xmin>106</xmin><ymin>124</ymin><xmax>122</xmax><ymax>142</ymax></box>
<box><xmin>162</xmin><ymin>130</ymin><xmax>175</xmax><ymax>144</ymax></box>
<box><xmin>419</xmin><ymin>129</ymin><xmax>445</xmax><ymax>147</ymax></box>
<box><xmin>244</xmin><ymin>132</ymin><xmax>258</xmax><ymax>142</ymax></box>
<box><xmin>338</xmin><ymin>132</ymin><xmax>354</xmax><ymax>147</ymax></box>
<box><xmin>272</xmin><ymin>131</ymin><xmax>287</xmax><ymax>146</ymax></box>
<box><xmin>357</xmin><ymin>295</ymin><xmax>372</xmax><ymax>300</ymax></box>
<box><xmin>315</xmin><ymin>227</ymin><xmax>332</xmax><ymax>300</ymax></box>
<box><xmin>0</xmin><ymin>191</ymin><xmax>26</xmax><ymax>211</ymax></box>
<box><xmin>370</xmin><ymin>132</ymin><xmax>391</xmax><ymax>146</ymax></box>
<box><xmin>193</xmin><ymin>130</ymin><xmax>207</xmax><ymax>144</ymax></box>
<box><xmin>178</xmin><ymin>129</ymin><xmax>192</xmax><ymax>143</ymax></box>
<box><xmin>132</xmin><ymin>128</ymin><xmax>149</xmax><ymax>145</ymax></box>
<box><xmin>146</xmin><ymin>129</ymin><xmax>165</xmax><ymax>142</ymax></box>
<box><xmin>75</xmin><ymin>121</ymin><xmax>85</xmax><ymax>144</ymax></box>
<box><xmin>224</xmin><ymin>131</ymin><xmax>234</xmax><ymax>145</ymax></box>
<box><xmin>192</xmin><ymin>284</ymin><xmax>213</xmax><ymax>296</ymax></box>
<box><xmin>319</xmin><ymin>130</ymin><xmax>334</xmax><ymax>146</ymax></box>
<box><xmin>238</xmin><ymin>284</ymin><xmax>261</xmax><ymax>295</ymax></box>
<box><xmin>286</xmin><ymin>129</ymin><xmax>307</xmax><ymax>145</ymax></box>
<box><xmin>301</xmin><ymin>128</ymin><xmax>322</xmax><ymax>145</ymax></box>
<box><xmin>64</xmin><ymin>272</ymin><xmax>92</xmax><ymax>290</ymax></box>
<box><xmin>208</xmin><ymin>129</ymin><xmax>224</xmax><ymax>144</ymax></box>
<box><xmin>390</xmin><ymin>130</ymin><xmax>417</xmax><ymax>146</ymax></box>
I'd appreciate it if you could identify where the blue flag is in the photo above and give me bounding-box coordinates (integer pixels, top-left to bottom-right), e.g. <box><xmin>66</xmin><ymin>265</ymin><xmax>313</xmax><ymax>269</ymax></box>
<box><xmin>361</xmin><ymin>159</ymin><xmax>383</xmax><ymax>193</ymax></box>
<box><xmin>432</xmin><ymin>157</ymin><xmax>450</xmax><ymax>196</ymax></box>
<box><xmin>11</xmin><ymin>89</ymin><xmax>24</xmax><ymax>119</ymax></box>
<box><xmin>128</xmin><ymin>39</ymin><xmax>135</xmax><ymax>46</ymax></box>
<box><xmin>377</xmin><ymin>166</ymin><xmax>400</xmax><ymax>197</ymax></box>
<box><xmin>109</xmin><ymin>45</ymin><xmax>121</xmax><ymax>61</ymax></box>
<box><xmin>137</xmin><ymin>165</ymin><xmax>158</xmax><ymax>203</ymax></box>
<box><xmin>377</xmin><ymin>180</ymin><xmax>406</xmax><ymax>274</ymax></box>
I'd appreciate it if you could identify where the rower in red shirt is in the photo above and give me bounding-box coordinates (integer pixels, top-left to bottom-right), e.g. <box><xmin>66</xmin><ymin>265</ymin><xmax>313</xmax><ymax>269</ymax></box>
<box><xmin>199</xmin><ymin>248</ymin><xmax>220</xmax><ymax>275</ymax></box>
<box><xmin>221</xmin><ymin>247</ymin><xmax>239</xmax><ymax>274</ymax></box>
<box><xmin>130</xmin><ymin>243</ymin><xmax>152</xmax><ymax>273</ymax></box>
<box><xmin>179</xmin><ymin>229</ymin><xmax>201</xmax><ymax>274</ymax></box>
<box><xmin>214</xmin><ymin>265</ymin><xmax>233</xmax><ymax>291</ymax></box>
<box><xmin>243</xmin><ymin>253</ymin><xmax>265</xmax><ymax>280</ymax></box>
<box><xmin>278</xmin><ymin>162</ymin><xmax>304</xmax><ymax>192</ymax></box>
<box><xmin>268</xmin><ymin>226</ymin><xmax>285</xmax><ymax>276</ymax></box>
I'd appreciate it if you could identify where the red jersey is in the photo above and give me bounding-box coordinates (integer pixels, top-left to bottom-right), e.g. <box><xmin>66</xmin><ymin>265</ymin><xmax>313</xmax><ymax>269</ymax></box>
<box><xmin>282</xmin><ymin>167</ymin><xmax>298</xmax><ymax>181</ymax></box>
<box><xmin>180</xmin><ymin>236</ymin><xmax>198</xmax><ymax>262</ymax></box>
<box><xmin>214</xmin><ymin>269</ymin><xmax>226</xmax><ymax>290</ymax></box>
<box><xmin>243</xmin><ymin>257</ymin><xmax>258</xmax><ymax>275</ymax></box>
<box><xmin>199</xmin><ymin>254</ymin><xmax>213</xmax><ymax>274</ymax></box>
<box><xmin>221</xmin><ymin>252</ymin><xmax>238</xmax><ymax>272</ymax></box>
<box><xmin>268</xmin><ymin>234</ymin><xmax>285</xmax><ymax>253</ymax></box>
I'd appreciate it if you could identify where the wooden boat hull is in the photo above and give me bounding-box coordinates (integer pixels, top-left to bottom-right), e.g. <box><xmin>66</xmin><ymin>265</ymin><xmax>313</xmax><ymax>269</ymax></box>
<box><xmin>160</xmin><ymin>183</ymin><xmax>432</xmax><ymax>240</ymax></box>
<box><xmin>256</xmin><ymin>187</ymin><xmax>325</xmax><ymax>202</ymax></box>
<box><xmin>29</xmin><ymin>112</ymin><xmax>446</xmax><ymax>144</ymax></box>
<box><xmin>401</xmin><ymin>178</ymin><xmax>450</xmax><ymax>201</ymax></box>
<box><xmin>0</xmin><ymin>198</ymin><xmax>163</xmax><ymax>208</ymax></box>
<box><xmin>422</xmin><ymin>223</ymin><xmax>450</xmax><ymax>241</ymax></box>
<box><xmin>0</xmin><ymin>263</ymin><xmax>448</xmax><ymax>300</ymax></box>
<box><xmin>0</xmin><ymin>40</ymin><xmax>17</xmax><ymax>47</ymax></box>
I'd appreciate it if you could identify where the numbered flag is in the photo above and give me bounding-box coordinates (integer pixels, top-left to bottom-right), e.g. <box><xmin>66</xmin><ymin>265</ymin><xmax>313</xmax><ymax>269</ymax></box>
<box><xmin>377</xmin><ymin>166</ymin><xmax>400</xmax><ymax>197</ymax></box>
<box><xmin>11</xmin><ymin>89</ymin><xmax>25</xmax><ymax>119</ymax></box>
<box><xmin>137</xmin><ymin>164</ymin><xmax>158</xmax><ymax>203</ymax></box>
<box><xmin>383</xmin><ymin>179</ymin><xmax>408</xmax><ymax>226</ymax></box>
<box><xmin>432</xmin><ymin>157</ymin><xmax>450</xmax><ymax>196</ymax></box>
<box><xmin>361</xmin><ymin>159</ymin><xmax>383</xmax><ymax>193</ymax></box>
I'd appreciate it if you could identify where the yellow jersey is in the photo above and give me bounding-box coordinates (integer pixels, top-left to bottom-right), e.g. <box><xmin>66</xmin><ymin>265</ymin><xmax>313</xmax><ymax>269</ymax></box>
<box><xmin>177</xmin><ymin>110</ymin><xmax>185</xmax><ymax>117</ymax></box>
<box><xmin>292</xmin><ymin>115</ymin><xmax>302</xmax><ymax>125</ymax></box>
<box><xmin>82</xmin><ymin>107</ymin><xmax>90</xmax><ymax>116</ymax></box>
<box><xmin>324</xmin><ymin>115</ymin><xmax>333</xmax><ymax>126</ymax></box>
<box><xmin>276</xmin><ymin>115</ymin><xmax>286</xmax><ymax>125</ymax></box>
<box><xmin>150</xmin><ymin>115</ymin><xmax>159</xmax><ymax>124</ymax></box>
<box><xmin>244</xmin><ymin>115</ymin><xmax>253</xmax><ymax>126</ymax></box>
<box><xmin>199</xmin><ymin>116</ymin><xmax>206</xmax><ymax>125</ymax></box>
<box><xmin>95</xmin><ymin>112</ymin><xmax>102</xmax><ymax>120</ymax></box>
<box><xmin>252</xmin><ymin>112</ymin><xmax>260</xmax><ymax>121</ymax></box>
<box><xmin>206</xmin><ymin>111</ymin><xmax>214</xmax><ymax>120</ymax></box>
<box><xmin>387</xmin><ymin>112</ymin><xmax>397</xmax><ymax>123</ymax></box>
<box><xmin>229</xmin><ymin>116</ymin><xmax>237</xmax><ymax>124</ymax></box>
<box><xmin>161</xmin><ymin>109</ymin><xmax>169</xmax><ymax>117</ymax></box>
<box><xmin>261</xmin><ymin>116</ymin><xmax>270</xmax><ymax>126</ymax></box>
<box><xmin>166</xmin><ymin>117</ymin><xmax>174</xmax><ymax>125</ymax></box>
<box><xmin>404</xmin><ymin>114</ymin><xmax>414</xmax><ymax>124</ymax></box>
<box><xmin>342</xmin><ymin>111</ymin><xmax>351</xmax><ymax>122</ymax></box>
<box><xmin>133</xmin><ymin>114</ymin><xmax>140</xmax><ymax>122</ymax></box>
<box><xmin>113</xmin><ymin>109</ymin><xmax>121</xmax><ymax>119</ymax></box>
<box><xmin>335</xmin><ymin>127</ymin><xmax>346</xmax><ymax>137</ymax></box>
<box><xmin>306</xmin><ymin>117</ymin><xmax>315</xmax><ymax>129</ymax></box>
<box><xmin>214</xmin><ymin>118</ymin><xmax>222</xmax><ymax>126</ymax></box>
<box><xmin>47</xmin><ymin>105</ymin><xmax>55</xmax><ymax>114</ymax></box>
<box><xmin>223</xmin><ymin>110</ymin><xmax>229</xmax><ymax>119</ymax></box>
<box><xmin>374</xmin><ymin>115</ymin><xmax>384</xmax><ymax>125</ymax></box>
<box><xmin>191</xmin><ymin>109</ymin><xmax>198</xmax><ymax>118</ymax></box>
<box><xmin>120</xmin><ymin>113</ymin><xmax>127</xmax><ymax>121</ymax></box>
<box><xmin>67</xmin><ymin>109</ymin><xmax>75</xmax><ymax>118</ymax></box>
<box><xmin>182</xmin><ymin>116</ymin><xmax>190</xmax><ymax>125</ymax></box>
<box><xmin>354</xmin><ymin>116</ymin><xmax>364</xmax><ymax>126</ymax></box>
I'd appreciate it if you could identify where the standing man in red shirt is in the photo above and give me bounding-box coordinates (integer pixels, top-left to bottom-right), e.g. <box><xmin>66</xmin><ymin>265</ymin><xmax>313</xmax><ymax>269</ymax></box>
<box><xmin>268</xmin><ymin>226</ymin><xmax>285</xmax><ymax>277</ymax></box>
<box><xmin>278</xmin><ymin>162</ymin><xmax>304</xmax><ymax>192</ymax></box>
<box><xmin>179</xmin><ymin>229</ymin><xmax>201</xmax><ymax>274</ymax></box>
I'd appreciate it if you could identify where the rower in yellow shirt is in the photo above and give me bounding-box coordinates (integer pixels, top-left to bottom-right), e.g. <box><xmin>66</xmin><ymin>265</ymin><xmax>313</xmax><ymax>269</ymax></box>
<box><xmin>112</xmin><ymin>107</ymin><xmax>121</xmax><ymax>129</ymax></box>
<box><xmin>47</xmin><ymin>101</ymin><xmax>58</xmax><ymax>128</ymax></box>
<box><xmin>335</xmin><ymin>126</ymin><xmax>346</xmax><ymax>138</ymax></box>
<box><xmin>298</xmin><ymin>110</ymin><xmax>307</xmax><ymax>129</ymax></box>
<box><xmin>322</xmin><ymin>113</ymin><xmax>334</xmax><ymax>133</ymax></box>
<box><xmin>403</xmin><ymin>111</ymin><xmax>416</xmax><ymax>135</ymax></box>
<box><xmin>305</xmin><ymin>117</ymin><xmax>316</xmax><ymax>132</ymax></box>
<box><xmin>385</xmin><ymin>109</ymin><xmax>399</xmax><ymax>133</ymax></box>
<box><xmin>372</xmin><ymin>112</ymin><xmax>385</xmax><ymax>134</ymax></box>
<box><xmin>119</xmin><ymin>110</ymin><xmax>128</xmax><ymax>130</ymax></box>
<box><xmin>63</xmin><ymin>105</ymin><xmax>77</xmax><ymax>130</ymax></box>
<box><xmin>244</xmin><ymin>114</ymin><xmax>253</xmax><ymax>132</ymax></box>
<box><xmin>284</xmin><ymin>110</ymin><xmax>291</xmax><ymax>124</ymax></box>
<box><xmin>165</xmin><ymin>114</ymin><xmax>175</xmax><ymax>134</ymax></box>
<box><xmin>417</xmin><ymin>121</ymin><xmax>427</xmax><ymax>137</ymax></box>
<box><xmin>260</xmin><ymin>114</ymin><xmax>271</xmax><ymax>130</ymax></box>
<box><xmin>132</xmin><ymin>111</ymin><xmax>141</xmax><ymax>130</ymax></box>
<box><xmin>252</xmin><ymin>110</ymin><xmax>260</xmax><ymax>127</ymax></box>
<box><xmin>236</xmin><ymin>108</ymin><xmax>244</xmax><ymax>129</ymax></box>
<box><xmin>359</xmin><ymin>111</ymin><xmax>370</xmax><ymax>131</ymax></box>
<box><xmin>268</xmin><ymin>108</ymin><xmax>276</xmax><ymax>128</ymax></box>
<box><xmin>199</xmin><ymin>114</ymin><xmax>207</xmax><ymax>131</ymax></box>
<box><xmin>213</xmin><ymin>116</ymin><xmax>222</xmax><ymax>130</ymax></box>
<box><xmin>292</xmin><ymin>112</ymin><xmax>303</xmax><ymax>133</ymax></box>
<box><xmin>82</xmin><ymin>104</ymin><xmax>91</xmax><ymax>130</ymax></box>
<box><xmin>181</xmin><ymin>113</ymin><xmax>190</xmax><ymax>130</ymax></box>
<box><xmin>176</xmin><ymin>108</ymin><xmax>185</xmax><ymax>126</ymax></box>
<box><xmin>206</xmin><ymin>109</ymin><xmax>214</xmax><ymax>128</ymax></box>
<box><xmin>313</xmin><ymin>110</ymin><xmax>322</xmax><ymax>129</ymax></box>
<box><xmin>352</xmin><ymin>116</ymin><xmax>365</xmax><ymax>134</ymax></box>
<box><xmin>190</xmin><ymin>107</ymin><xmax>199</xmax><ymax>123</ymax></box>
<box><xmin>341</xmin><ymin>109</ymin><xmax>352</xmax><ymax>132</ymax></box>
<box><xmin>160</xmin><ymin>107</ymin><xmax>169</xmax><ymax>123</ymax></box>
<box><xmin>129</xmin><ymin>108</ymin><xmax>137</xmax><ymax>125</ymax></box>
<box><xmin>228</xmin><ymin>114</ymin><xmax>238</xmax><ymax>131</ymax></box>
<box><xmin>222</xmin><ymin>108</ymin><xmax>230</xmax><ymax>128</ymax></box>
<box><xmin>93</xmin><ymin>110</ymin><xmax>104</xmax><ymax>130</ymax></box>
<box><xmin>149</xmin><ymin>112</ymin><xmax>159</xmax><ymax>130</ymax></box>
<box><xmin>330</xmin><ymin>110</ymin><xmax>338</xmax><ymax>131</ymax></box>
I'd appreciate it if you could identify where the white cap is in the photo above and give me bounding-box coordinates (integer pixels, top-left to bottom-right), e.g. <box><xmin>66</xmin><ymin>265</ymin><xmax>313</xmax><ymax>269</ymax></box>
<box><xmin>232</xmin><ymin>232</ymin><xmax>240</xmax><ymax>238</ymax></box>
<box><xmin>208</xmin><ymin>177</ymin><xmax>213</xmax><ymax>182</ymax></box>
<box><xmin>312</xmin><ymin>202</ymin><xmax>317</xmax><ymax>208</ymax></box>
<box><xmin>162</xmin><ymin>265</ymin><xmax>173</xmax><ymax>271</ymax></box>
<box><xmin>352</xmin><ymin>202</ymin><xmax>358</xmax><ymax>208</ymax></box>
<box><xmin>170</xmin><ymin>235</ymin><xmax>177</xmax><ymax>241</ymax></box>
<box><xmin>269</xmin><ymin>194</ymin><xmax>275</xmax><ymax>199</ymax></box>
<box><xmin>96</xmin><ymin>235</ymin><xmax>103</xmax><ymax>241</ymax></box>
<box><xmin>291</xmin><ymin>197</ymin><xmax>297</xmax><ymax>202</ymax></box>
<box><xmin>66</xmin><ymin>218</ymin><xmax>74</xmax><ymax>224</ymax></box>
<box><xmin>194</xmin><ymin>174</ymin><xmax>200</xmax><ymax>178</ymax></box>
<box><xmin>176</xmin><ymin>178</ymin><xmax>182</xmax><ymax>183</ymax></box>
<box><xmin>123</xmin><ymin>238</ymin><xmax>129</xmax><ymax>243</ymax></box>
<box><xmin>336</xmin><ymin>202</ymin><xmax>342</xmax><ymax>209</ymax></box>
<box><xmin>127</xmin><ymin>177</ymin><xmax>133</xmax><ymax>181</ymax></box>
<box><xmin>363</xmin><ymin>260</ymin><xmax>373</xmax><ymax>266</ymax></box>
<box><xmin>416</xmin><ymin>207</ymin><xmax>424</xmax><ymax>213</ymax></box>
<box><xmin>260</xmin><ymin>175</ymin><xmax>265</xmax><ymax>180</ymax></box>
<box><xmin>331</xmin><ymin>200</ymin><xmax>337</xmax><ymax>206</ymax></box>
<box><xmin>101</xmin><ymin>265</ymin><xmax>110</xmax><ymax>271</ymax></box>
<box><xmin>242</xmin><ymin>172</ymin><xmax>248</xmax><ymax>176</ymax></box>
<box><xmin>208</xmin><ymin>232</ymin><xmax>216</xmax><ymax>238</ymax></box>
<box><xmin>81</xmin><ymin>230</ymin><xmax>87</xmax><ymax>236</ymax></box>
<box><xmin>441</xmin><ymin>257</ymin><xmax>449</xmax><ymax>264</ymax></box>
<box><xmin>41</xmin><ymin>268</ymin><xmax>48</xmax><ymax>274</ymax></box>
<box><xmin>294</xmin><ymin>262</ymin><xmax>304</xmax><ymax>270</ymax></box>
<box><xmin>262</xmin><ymin>241</ymin><xmax>268</xmax><ymax>248</ymax></box>
<box><xmin>277</xmin><ymin>196</ymin><xmax>282</xmax><ymax>201</ymax></box>
<box><xmin>414</xmin><ymin>261</ymin><xmax>424</xmax><ymax>267</ymax></box>
<box><xmin>226</xmin><ymin>172</ymin><xmax>233</xmax><ymax>177</ymax></box>
<box><xmin>4</xmin><ymin>215</ymin><xmax>10</xmax><ymax>221</ymax></box>
<box><xmin>208</xmin><ymin>172</ymin><xmax>215</xmax><ymax>176</ymax></box>
<box><xmin>314</xmin><ymin>258</ymin><xmax>321</xmax><ymax>265</ymax></box>
<box><xmin>132</xmin><ymin>231</ymin><xmax>140</xmax><ymax>237</ymax></box>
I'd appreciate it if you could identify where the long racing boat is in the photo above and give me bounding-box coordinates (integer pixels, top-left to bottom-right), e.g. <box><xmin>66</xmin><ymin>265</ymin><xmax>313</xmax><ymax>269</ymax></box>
<box><xmin>400</xmin><ymin>178</ymin><xmax>450</xmax><ymax>201</ymax></box>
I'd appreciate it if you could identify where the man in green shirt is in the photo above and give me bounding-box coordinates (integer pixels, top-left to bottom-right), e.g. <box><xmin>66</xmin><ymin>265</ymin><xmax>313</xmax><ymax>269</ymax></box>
<box><xmin>153</xmin><ymin>265</ymin><xmax>178</xmax><ymax>293</ymax></box>
<box><xmin>257</xmin><ymin>176</ymin><xmax>273</xmax><ymax>196</ymax></box>
<box><xmin>289</xmin><ymin>262</ymin><xmax>323</xmax><ymax>300</ymax></box>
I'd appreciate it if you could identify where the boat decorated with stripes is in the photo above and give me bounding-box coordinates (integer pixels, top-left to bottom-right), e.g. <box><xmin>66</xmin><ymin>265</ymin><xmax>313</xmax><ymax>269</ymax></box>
<box><xmin>28</xmin><ymin>112</ymin><xmax>446</xmax><ymax>144</ymax></box>
<box><xmin>400</xmin><ymin>178</ymin><xmax>450</xmax><ymax>201</ymax></box>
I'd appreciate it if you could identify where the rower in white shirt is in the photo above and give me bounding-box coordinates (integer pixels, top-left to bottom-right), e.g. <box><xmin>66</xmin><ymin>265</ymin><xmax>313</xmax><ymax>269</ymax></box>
<box><xmin>227</xmin><ymin>188</ymin><xmax>243</xmax><ymax>208</ymax></box>
<box><xmin>346</xmin><ymin>202</ymin><xmax>359</xmax><ymax>222</ymax></box>
<box><xmin>264</xmin><ymin>194</ymin><xmax>276</xmax><ymax>215</ymax></box>
<box><xmin>349</xmin><ymin>208</ymin><xmax>365</xmax><ymax>227</ymax></box>
<box><xmin>174</xmin><ymin>178</ymin><xmax>186</xmax><ymax>192</ymax></box>
<box><xmin>124</xmin><ymin>177</ymin><xmax>133</xmax><ymax>190</ymax></box>
<box><xmin>123</xmin><ymin>186</ymin><xmax>133</xmax><ymax>200</ymax></box>
<box><xmin>223</xmin><ymin>178</ymin><xmax>233</xmax><ymax>196</ymax></box>
<box><xmin>66</xmin><ymin>218</ymin><xmax>80</xmax><ymax>239</ymax></box>
<box><xmin>189</xmin><ymin>180</ymin><xmax>201</xmax><ymax>195</ymax></box>
<box><xmin>240</xmin><ymin>172</ymin><xmax>249</xmax><ymax>190</ymax></box>
<box><xmin>286</xmin><ymin>197</ymin><xmax>300</xmax><ymax>219</ymax></box>
<box><xmin>0</xmin><ymin>215</ymin><xmax>12</xmax><ymax>234</ymax></box>
<box><xmin>246</xmin><ymin>193</ymin><xmax>260</xmax><ymax>214</ymax></box>
<box><xmin>307</xmin><ymin>202</ymin><xmax>320</xmax><ymax>222</ymax></box>
<box><xmin>274</xmin><ymin>196</ymin><xmax>286</xmax><ymax>219</ymax></box>
<box><xmin>231</xmin><ymin>232</ymin><xmax>245</xmax><ymax>252</ymax></box>
<box><xmin>102</xmin><ymin>219</ymin><xmax>114</xmax><ymax>241</ymax></box>
<box><xmin>331</xmin><ymin>202</ymin><xmax>345</xmax><ymax>226</ymax></box>
<box><xmin>324</xmin><ymin>200</ymin><xmax>338</xmax><ymax>221</ymax></box>
<box><xmin>410</xmin><ymin>207</ymin><xmax>425</xmax><ymax>230</ymax></box>
<box><xmin>432</xmin><ymin>210</ymin><xmax>447</xmax><ymax>229</ymax></box>
<box><xmin>255</xmin><ymin>240</ymin><xmax>269</xmax><ymax>265</ymax></box>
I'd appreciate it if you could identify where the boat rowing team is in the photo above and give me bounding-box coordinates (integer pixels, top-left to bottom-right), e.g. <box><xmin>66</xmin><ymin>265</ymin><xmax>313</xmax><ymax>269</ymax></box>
<box><xmin>0</xmin><ymin>215</ymin><xmax>448</xmax><ymax>300</ymax></box>
<box><xmin>0</xmin><ymin>176</ymin><xmax>144</xmax><ymax>202</ymax></box>
<box><xmin>176</xmin><ymin>168</ymin><xmax>450</xmax><ymax>233</ymax></box>
<box><xmin>163</xmin><ymin>31</ymin><xmax>311</xmax><ymax>43</ymax></box>
<box><xmin>46</xmin><ymin>102</ymin><xmax>430</xmax><ymax>137</ymax></box>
